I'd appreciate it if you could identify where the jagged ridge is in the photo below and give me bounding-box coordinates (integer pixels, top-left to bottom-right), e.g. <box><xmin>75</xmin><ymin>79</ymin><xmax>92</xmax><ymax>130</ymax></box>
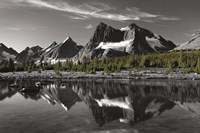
<box><xmin>15</xmin><ymin>45</ymin><xmax>42</xmax><ymax>63</ymax></box>
<box><xmin>73</xmin><ymin>22</ymin><xmax>176</xmax><ymax>63</ymax></box>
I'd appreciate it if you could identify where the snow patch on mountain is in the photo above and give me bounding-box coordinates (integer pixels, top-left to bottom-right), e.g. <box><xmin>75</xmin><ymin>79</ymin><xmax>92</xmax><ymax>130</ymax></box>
<box><xmin>146</xmin><ymin>37</ymin><xmax>166</xmax><ymax>51</ymax></box>
<box><xmin>96</xmin><ymin>39</ymin><xmax>134</xmax><ymax>52</ymax></box>
<box><xmin>44</xmin><ymin>47</ymin><xmax>51</xmax><ymax>53</ymax></box>
<box><xmin>120</xmin><ymin>26</ymin><xmax>131</xmax><ymax>31</ymax></box>
<box><xmin>2</xmin><ymin>51</ymin><xmax>16</xmax><ymax>59</ymax></box>
<box><xmin>49</xmin><ymin>58</ymin><xmax>66</xmax><ymax>64</ymax></box>
<box><xmin>36</xmin><ymin>57</ymin><xmax>67</xmax><ymax>65</ymax></box>
<box><xmin>153</xmin><ymin>33</ymin><xmax>160</xmax><ymax>39</ymax></box>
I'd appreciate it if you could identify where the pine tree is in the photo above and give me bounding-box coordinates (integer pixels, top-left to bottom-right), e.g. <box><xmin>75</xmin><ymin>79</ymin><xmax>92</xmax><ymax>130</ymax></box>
<box><xmin>195</xmin><ymin>58</ymin><xmax>200</xmax><ymax>74</ymax></box>
<box><xmin>8</xmin><ymin>58</ymin><xmax>15</xmax><ymax>72</ymax></box>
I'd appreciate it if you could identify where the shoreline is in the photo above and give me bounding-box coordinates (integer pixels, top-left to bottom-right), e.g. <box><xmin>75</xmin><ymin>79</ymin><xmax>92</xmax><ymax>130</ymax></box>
<box><xmin>0</xmin><ymin>68</ymin><xmax>200</xmax><ymax>80</ymax></box>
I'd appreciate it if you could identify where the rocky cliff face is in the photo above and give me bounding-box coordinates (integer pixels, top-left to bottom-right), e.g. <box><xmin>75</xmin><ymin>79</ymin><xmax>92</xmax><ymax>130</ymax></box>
<box><xmin>73</xmin><ymin>22</ymin><xmax>176</xmax><ymax>63</ymax></box>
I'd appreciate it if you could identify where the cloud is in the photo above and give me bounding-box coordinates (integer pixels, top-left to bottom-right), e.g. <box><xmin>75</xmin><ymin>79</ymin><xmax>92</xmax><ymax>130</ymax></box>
<box><xmin>6</xmin><ymin>0</ymin><xmax>181</xmax><ymax>22</ymax></box>
<box><xmin>125</xmin><ymin>7</ymin><xmax>181</xmax><ymax>22</ymax></box>
<box><xmin>68</xmin><ymin>16</ymin><xmax>86</xmax><ymax>20</ymax></box>
<box><xmin>84</xmin><ymin>24</ymin><xmax>93</xmax><ymax>29</ymax></box>
<box><xmin>6</xmin><ymin>26</ymin><xmax>44</xmax><ymax>31</ymax></box>
<box><xmin>67</xmin><ymin>15</ymin><xmax>89</xmax><ymax>20</ymax></box>
<box><xmin>160</xmin><ymin>17</ymin><xmax>181</xmax><ymax>21</ymax></box>
<box><xmin>7</xmin><ymin>27</ymin><xmax>21</xmax><ymax>31</ymax></box>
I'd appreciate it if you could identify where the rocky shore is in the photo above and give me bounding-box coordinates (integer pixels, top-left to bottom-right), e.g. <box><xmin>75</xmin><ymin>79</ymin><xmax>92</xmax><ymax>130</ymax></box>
<box><xmin>0</xmin><ymin>68</ymin><xmax>200</xmax><ymax>80</ymax></box>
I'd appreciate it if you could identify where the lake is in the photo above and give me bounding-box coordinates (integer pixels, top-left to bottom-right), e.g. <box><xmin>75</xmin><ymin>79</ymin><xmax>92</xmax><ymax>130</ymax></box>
<box><xmin>0</xmin><ymin>78</ymin><xmax>200</xmax><ymax>133</ymax></box>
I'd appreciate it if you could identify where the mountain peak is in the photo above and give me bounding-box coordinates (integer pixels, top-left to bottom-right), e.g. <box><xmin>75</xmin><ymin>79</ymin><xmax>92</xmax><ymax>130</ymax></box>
<box><xmin>98</xmin><ymin>22</ymin><xmax>107</xmax><ymax>27</ymax></box>
<box><xmin>129</xmin><ymin>23</ymin><xmax>139</xmax><ymax>29</ymax></box>
<box><xmin>31</xmin><ymin>45</ymin><xmax>42</xmax><ymax>51</ymax></box>
<box><xmin>95</xmin><ymin>22</ymin><xmax>109</xmax><ymax>31</ymax></box>
<box><xmin>47</xmin><ymin>41</ymin><xmax>57</xmax><ymax>48</ymax></box>
<box><xmin>25</xmin><ymin>47</ymin><xmax>30</xmax><ymax>50</ymax></box>
<box><xmin>62</xmin><ymin>36</ymin><xmax>71</xmax><ymax>43</ymax></box>
<box><xmin>0</xmin><ymin>43</ymin><xmax>6</xmax><ymax>48</ymax></box>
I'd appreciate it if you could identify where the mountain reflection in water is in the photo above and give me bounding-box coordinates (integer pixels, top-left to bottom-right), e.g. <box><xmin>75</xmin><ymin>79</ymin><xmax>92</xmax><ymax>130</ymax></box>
<box><xmin>0</xmin><ymin>79</ymin><xmax>200</xmax><ymax>132</ymax></box>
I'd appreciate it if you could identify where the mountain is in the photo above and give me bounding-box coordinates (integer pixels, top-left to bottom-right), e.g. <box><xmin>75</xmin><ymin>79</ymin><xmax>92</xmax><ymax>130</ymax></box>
<box><xmin>39</xmin><ymin>37</ymin><xmax>83</xmax><ymax>64</ymax></box>
<box><xmin>174</xmin><ymin>31</ymin><xmax>200</xmax><ymax>50</ymax></box>
<box><xmin>16</xmin><ymin>37</ymin><xmax>83</xmax><ymax>64</ymax></box>
<box><xmin>15</xmin><ymin>45</ymin><xmax>42</xmax><ymax>63</ymax></box>
<box><xmin>0</xmin><ymin>43</ymin><xmax>18</xmax><ymax>61</ymax></box>
<box><xmin>73</xmin><ymin>22</ymin><xmax>176</xmax><ymax>63</ymax></box>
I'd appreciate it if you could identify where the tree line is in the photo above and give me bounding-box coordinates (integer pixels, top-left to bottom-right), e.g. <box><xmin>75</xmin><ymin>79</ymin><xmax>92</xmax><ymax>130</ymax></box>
<box><xmin>0</xmin><ymin>50</ymin><xmax>200</xmax><ymax>74</ymax></box>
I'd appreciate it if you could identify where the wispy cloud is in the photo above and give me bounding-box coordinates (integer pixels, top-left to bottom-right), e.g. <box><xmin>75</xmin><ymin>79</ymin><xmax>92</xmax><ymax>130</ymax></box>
<box><xmin>67</xmin><ymin>15</ymin><xmax>89</xmax><ymax>20</ymax></box>
<box><xmin>160</xmin><ymin>17</ymin><xmax>181</xmax><ymax>21</ymax></box>
<box><xmin>68</xmin><ymin>16</ymin><xmax>86</xmax><ymax>20</ymax></box>
<box><xmin>6</xmin><ymin>26</ymin><xmax>44</xmax><ymax>31</ymax></box>
<box><xmin>126</xmin><ymin>7</ymin><xmax>181</xmax><ymax>22</ymax></box>
<box><xmin>7</xmin><ymin>27</ymin><xmax>21</xmax><ymax>31</ymax></box>
<box><xmin>6</xmin><ymin>0</ymin><xmax>181</xmax><ymax>22</ymax></box>
<box><xmin>84</xmin><ymin>24</ymin><xmax>93</xmax><ymax>29</ymax></box>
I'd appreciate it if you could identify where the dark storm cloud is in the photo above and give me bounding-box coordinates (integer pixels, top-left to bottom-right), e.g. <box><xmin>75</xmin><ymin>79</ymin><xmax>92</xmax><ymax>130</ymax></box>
<box><xmin>3</xmin><ymin>0</ymin><xmax>180</xmax><ymax>22</ymax></box>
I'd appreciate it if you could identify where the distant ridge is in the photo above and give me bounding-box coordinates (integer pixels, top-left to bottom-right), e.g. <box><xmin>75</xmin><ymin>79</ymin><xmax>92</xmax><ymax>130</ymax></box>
<box><xmin>175</xmin><ymin>31</ymin><xmax>200</xmax><ymax>50</ymax></box>
<box><xmin>38</xmin><ymin>37</ymin><xmax>83</xmax><ymax>64</ymax></box>
<box><xmin>15</xmin><ymin>45</ymin><xmax>42</xmax><ymax>63</ymax></box>
<box><xmin>15</xmin><ymin>36</ymin><xmax>83</xmax><ymax>64</ymax></box>
<box><xmin>0</xmin><ymin>43</ymin><xmax>18</xmax><ymax>62</ymax></box>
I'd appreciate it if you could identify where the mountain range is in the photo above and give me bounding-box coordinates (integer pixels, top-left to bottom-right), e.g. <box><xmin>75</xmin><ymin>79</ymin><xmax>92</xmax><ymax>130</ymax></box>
<box><xmin>16</xmin><ymin>37</ymin><xmax>83</xmax><ymax>64</ymax></box>
<box><xmin>0</xmin><ymin>22</ymin><xmax>199</xmax><ymax>64</ymax></box>
<box><xmin>73</xmin><ymin>22</ymin><xmax>176</xmax><ymax>63</ymax></box>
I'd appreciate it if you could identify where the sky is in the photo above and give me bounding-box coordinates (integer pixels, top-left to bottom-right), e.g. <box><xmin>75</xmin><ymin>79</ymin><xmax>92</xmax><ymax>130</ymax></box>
<box><xmin>0</xmin><ymin>0</ymin><xmax>200</xmax><ymax>52</ymax></box>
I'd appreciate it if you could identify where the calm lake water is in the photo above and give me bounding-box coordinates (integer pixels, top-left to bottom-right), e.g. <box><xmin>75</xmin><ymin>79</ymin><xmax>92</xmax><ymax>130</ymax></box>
<box><xmin>0</xmin><ymin>78</ymin><xmax>200</xmax><ymax>133</ymax></box>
